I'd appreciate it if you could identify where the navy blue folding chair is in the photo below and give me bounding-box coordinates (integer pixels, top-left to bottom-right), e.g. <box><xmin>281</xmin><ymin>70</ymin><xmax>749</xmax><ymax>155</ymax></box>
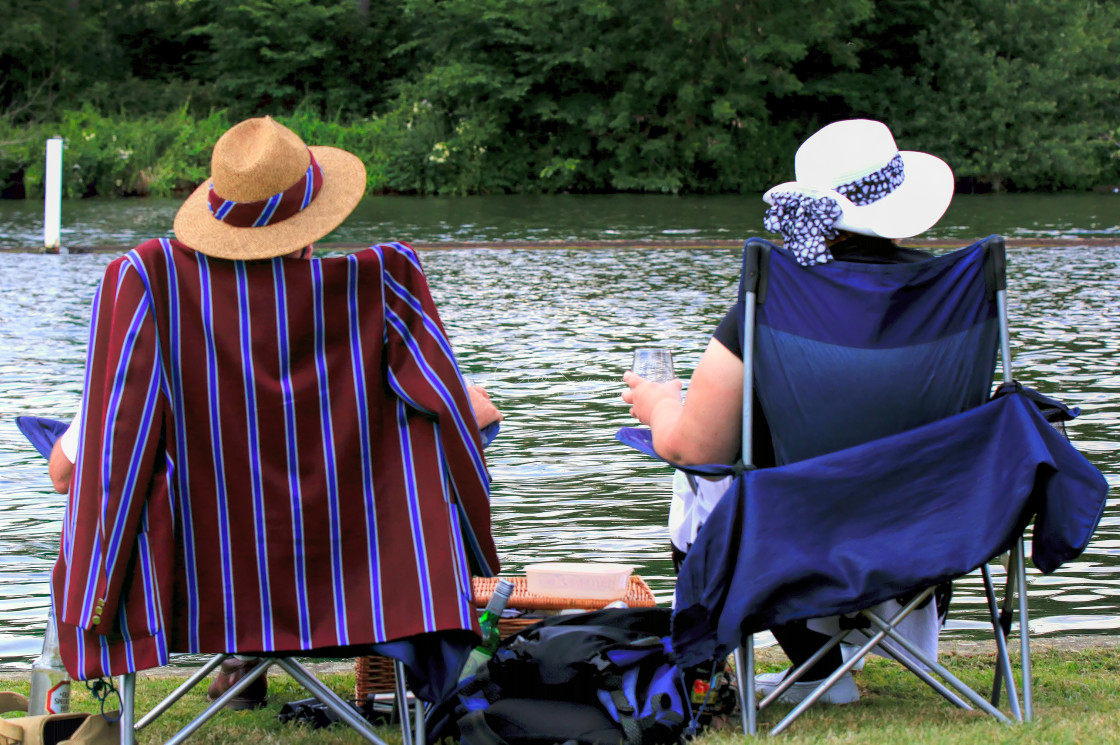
<box><xmin>618</xmin><ymin>235</ymin><xmax>1108</xmax><ymax>734</ymax></box>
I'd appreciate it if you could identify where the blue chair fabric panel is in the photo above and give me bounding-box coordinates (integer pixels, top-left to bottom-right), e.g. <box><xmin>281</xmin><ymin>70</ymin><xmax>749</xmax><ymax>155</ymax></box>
<box><xmin>750</xmin><ymin>238</ymin><xmax>1000</xmax><ymax>464</ymax></box>
<box><xmin>647</xmin><ymin>392</ymin><xmax>1108</xmax><ymax>668</ymax></box>
<box><xmin>15</xmin><ymin>415</ymin><xmax>69</xmax><ymax>460</ymax></box>
<box><xmin>755</xmin><ymin>238</ymin><xmax>999</xmax><ymax>348</ymax></box>
<box><xmin>756</xmin><ymin>323</ymin><xmax>998</xmax><ymax>463</ymax></box>
<box><xmin>373</xmin><ymin>630</ymin><xmax>476</xmax><ymax>704</ymax></box>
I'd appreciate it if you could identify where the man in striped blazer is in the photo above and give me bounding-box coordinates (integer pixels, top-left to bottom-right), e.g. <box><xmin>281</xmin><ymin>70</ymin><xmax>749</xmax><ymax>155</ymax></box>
<box><xmin>51</xmin><ymin>117</ymin><xmax>503</xmax><ymax>695</ymax></box>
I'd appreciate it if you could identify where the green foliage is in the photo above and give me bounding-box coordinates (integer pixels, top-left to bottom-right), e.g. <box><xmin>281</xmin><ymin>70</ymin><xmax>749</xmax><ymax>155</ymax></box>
<box><xmin>0</xmin><ymin>108</ymin><xmax>401</xmax><ymax>199</ymax></box>
<box><xmin>0</xmin><ymin>0</ymin><xmax>1117</xmax><ymax>196</ymax></box>
<box><xmin>1108</xmin><ymin>129</ymin><xmax>1120</xmax><ymax>164</ymax></box>
<box><xmin>918</xmin><ymin>0</ymin><xmax>1120</xmax><ymax>191</ymax></box>
<box><xmin>9</xmin><ymin>108</ymin><xmax>180</xmax><ymax>198</ymax></box>
<box><xmin>144</xmin><ymin>108</ymin><xmax>234</xmax><ymax>197</ymax></box>
<box><xmin>827</xmin><ymin>0</ymin><xmax>1120</xmax><ymax>192</ymax></box>
<box><xmin>0</xmin><ymin>1</ymin><xmax>218</xmax><ymax>121</ymax></box>
<box><xmin>186</xmin><ymin>0</ymin><xmax>404</xmax><ymax>120</ymax></box>
<box><xmin>388</xmin><ymin>0</ymin><xmax>874</xmax><ymax>194</ymax></box>
<box><xmin>277</xmin><ymin>107</ymin><xmax>394</xmax><ymax>193</ymax></box>
<box><xmin>0</xmin><ymin>1</ymin><xmax>85</xmax><ymax>123</ymax></box>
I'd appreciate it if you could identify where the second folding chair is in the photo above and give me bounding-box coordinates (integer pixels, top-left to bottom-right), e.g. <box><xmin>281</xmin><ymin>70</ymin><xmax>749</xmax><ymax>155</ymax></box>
<box><xmin>620</xmin><ymin>236</ymin><xmax>1108</xmax><ymax>734</ymax></box>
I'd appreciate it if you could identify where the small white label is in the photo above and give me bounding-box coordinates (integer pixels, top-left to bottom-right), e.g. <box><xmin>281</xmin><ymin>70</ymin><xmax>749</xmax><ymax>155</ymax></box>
<box><xmin>46</xmin><ymin>679</ymin><xmax>71</xmax><ymax>715</ymax></box>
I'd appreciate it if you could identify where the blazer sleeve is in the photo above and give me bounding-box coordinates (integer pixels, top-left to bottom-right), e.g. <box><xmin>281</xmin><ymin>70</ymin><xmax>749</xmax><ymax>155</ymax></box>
<box><xmin>376</xmin><ymin>242</ymin><xmax>501</xmax><ymax>575</ymax></box>
<box><xmin>53</xmin><ymin>255</ymin><xmax>165</xmax><ymax>637</ymax></box>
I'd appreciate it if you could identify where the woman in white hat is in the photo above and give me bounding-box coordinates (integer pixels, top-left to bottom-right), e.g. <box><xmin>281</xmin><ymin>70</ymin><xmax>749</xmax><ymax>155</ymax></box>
<box><xmin>622</xmin><ymin>119</ymin><xmax>955</xmax><ymax>705</ymax></box>
<box><xmin>760</xmin><ymin>118</ymin><xmax>954</xmax><ymax>267</ymax></box>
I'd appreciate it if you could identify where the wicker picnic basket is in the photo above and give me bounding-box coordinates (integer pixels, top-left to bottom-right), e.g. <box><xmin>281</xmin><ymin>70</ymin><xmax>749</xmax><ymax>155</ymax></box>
<box><xmin>355</xmin><ymin>574</ymin><xmax>657</xmax><ymax>699</ymax></box>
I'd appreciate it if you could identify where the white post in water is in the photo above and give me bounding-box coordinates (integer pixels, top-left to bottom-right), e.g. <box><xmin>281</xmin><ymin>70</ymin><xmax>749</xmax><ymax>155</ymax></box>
<box><xmin>44</xmin><ymin>138</ymin><xmax>63</xmax><ymax>252</ymax></box>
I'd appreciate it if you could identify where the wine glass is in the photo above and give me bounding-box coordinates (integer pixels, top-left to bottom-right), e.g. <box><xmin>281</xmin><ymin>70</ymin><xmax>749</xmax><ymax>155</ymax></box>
<box><xmin>631</xmin><ymin>347</ymin><xmax>675</xmax><ymax>383</ymax></box>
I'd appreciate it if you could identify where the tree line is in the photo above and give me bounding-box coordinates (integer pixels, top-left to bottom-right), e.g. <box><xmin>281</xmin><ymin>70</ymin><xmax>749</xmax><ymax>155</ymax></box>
<box><xmin>2</xmin><ymin>0</ymin><xmax>1118</xmax><ymax>198</ymax></box>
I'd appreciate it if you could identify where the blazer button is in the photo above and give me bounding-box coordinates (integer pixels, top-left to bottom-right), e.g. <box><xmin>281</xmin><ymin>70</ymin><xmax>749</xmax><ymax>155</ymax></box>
<box><xmin>91</xmin><ymin>614</ymin><xmax>101</xmax><ymax>625</ymax></box>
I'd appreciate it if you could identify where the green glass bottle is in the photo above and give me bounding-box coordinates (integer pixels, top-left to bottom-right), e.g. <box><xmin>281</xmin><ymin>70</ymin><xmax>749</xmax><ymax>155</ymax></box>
<box><xmin>458</xmin><ymin>578</ymin><xmax>515</xmax><ymax>682</ymax></box>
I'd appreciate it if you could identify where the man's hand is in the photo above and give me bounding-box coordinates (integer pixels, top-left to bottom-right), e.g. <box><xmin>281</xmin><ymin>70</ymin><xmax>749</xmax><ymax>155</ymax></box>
<box><xmin>468</xmin><ymin>385</ymin><xmax>503</xmax><ymax>430</ymax></box>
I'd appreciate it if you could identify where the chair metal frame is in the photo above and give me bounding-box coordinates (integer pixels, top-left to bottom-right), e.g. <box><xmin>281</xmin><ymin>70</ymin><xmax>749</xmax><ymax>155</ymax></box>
<box><xmin>730</xmin><ymin>236</ymin><xmax>1032</xmax><ymax>734</ymax></box>
<box><xmin>117</xmin><ymin>653</ymin><xmax>424</xmax><ymax>744</ymax></box>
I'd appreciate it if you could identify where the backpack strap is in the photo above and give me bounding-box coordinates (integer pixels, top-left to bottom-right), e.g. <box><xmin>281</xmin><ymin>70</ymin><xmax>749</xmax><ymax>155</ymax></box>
<box><xmin>604</xmin><ymin>683</ymin><xmax>643</xmax><ymax>745</ymax></box>
<box><xmin>0</xmin><ymin>718</ymin><xmax>22</xmax><ymax>745</ymax></box>
<box><xmin>598</xmin><ymin>636</ymin><xmax>679</xmax><ymax>745</ymax></box>
<box><xmin>457</xmin><ymin>710</ymin><xmax>511</xmax><ymax>745</ymax></box>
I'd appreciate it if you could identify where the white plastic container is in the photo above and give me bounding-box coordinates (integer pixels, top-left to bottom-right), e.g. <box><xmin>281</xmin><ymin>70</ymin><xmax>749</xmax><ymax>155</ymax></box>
<box><xmin>525</xmin><ymin>563</ymin><xmax>634</xmax><ymax>600</ymax></box>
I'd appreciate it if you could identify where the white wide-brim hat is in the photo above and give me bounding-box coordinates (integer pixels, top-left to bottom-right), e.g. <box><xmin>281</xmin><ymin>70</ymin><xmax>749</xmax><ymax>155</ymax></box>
<box><xmin>763</xmin><ymin>119</ymin><xmax>954</xmax><ymax>239</ymax></box>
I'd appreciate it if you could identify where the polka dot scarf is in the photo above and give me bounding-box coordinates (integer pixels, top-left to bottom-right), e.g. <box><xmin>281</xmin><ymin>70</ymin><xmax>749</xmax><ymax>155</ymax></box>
<box><xmin>763</xmin><ymin>193</ymin><xmax>843</xmax><ymax>266</ymax></box>
<box><xmin>835</xmin><ymin>154</ymin><xmax>905</xmax><ymax>206</ymax></box>
<box><xmin>765</xmin><ymin>154</ymin><xmax>907</xmax><ymax>266</ymax></box>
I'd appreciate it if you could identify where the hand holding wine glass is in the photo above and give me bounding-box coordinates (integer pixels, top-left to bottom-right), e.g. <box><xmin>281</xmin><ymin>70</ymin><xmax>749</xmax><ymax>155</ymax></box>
<box><xmin>623</xmin><ymin>347</ymin><xmax>682</xmax><ymax>426</ymax></box>
<box><xmin>631</xmin><ymin>347</ymin><xmax>675</xmax><ymax>383</ymax></box>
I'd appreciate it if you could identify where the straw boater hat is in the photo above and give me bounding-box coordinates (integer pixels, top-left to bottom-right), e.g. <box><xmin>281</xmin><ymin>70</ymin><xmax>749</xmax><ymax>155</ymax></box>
<box><xmin>174</xmin><ymin>116</ymin><xmax>367</xmax><ymax>260</ymax></box>
<box><xmin>762</xmin><ymin>119</ymin><xmax>954</xmax><ymax>266</ymax></box>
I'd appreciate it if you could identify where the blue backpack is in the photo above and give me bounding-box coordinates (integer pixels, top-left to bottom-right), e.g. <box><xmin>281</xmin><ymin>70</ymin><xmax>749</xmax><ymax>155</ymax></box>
<box><xmin>426</xmin><ymin>607</ymin><xmax>695</xmax><ymax>745</ymax></box>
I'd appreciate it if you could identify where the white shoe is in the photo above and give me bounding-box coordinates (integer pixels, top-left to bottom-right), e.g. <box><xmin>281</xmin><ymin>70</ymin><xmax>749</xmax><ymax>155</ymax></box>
<box><xmin>841</xmin><ymin>643</ymin><xmax>866</xmax><ymax>672</ymax></box>
<box><xmin>754</xmin><ymin>670</ymin><xmax>788</xmax><ymax>686</ymax></box>
<box><xmin>755</xmin><ymin>670</ymin><xmax>860</xmax><ymax>705</ymax></box>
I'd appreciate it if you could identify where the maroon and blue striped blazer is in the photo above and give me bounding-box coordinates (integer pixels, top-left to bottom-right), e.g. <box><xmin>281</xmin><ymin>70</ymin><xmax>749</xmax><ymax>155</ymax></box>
<box><xmin>52</xmin><ymin>238</ymin><xmax>500</xmax><ymax>679</ymax></box>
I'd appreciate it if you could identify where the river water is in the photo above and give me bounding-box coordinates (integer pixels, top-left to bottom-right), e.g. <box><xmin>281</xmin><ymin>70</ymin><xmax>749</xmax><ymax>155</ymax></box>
<box><xmin>0</xmin><ymin>194</ymin><xmax>1117</xmax><ymax>671</ymax></box>
<box><xmin>0</xmin><ymin>192</ymin><xmax>1119</xmax><ymax>248</ymax></box>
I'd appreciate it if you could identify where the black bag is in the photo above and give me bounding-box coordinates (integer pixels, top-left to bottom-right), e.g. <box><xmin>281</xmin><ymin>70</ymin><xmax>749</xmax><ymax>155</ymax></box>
<box><xmin>426</xmin><ymin>607</ymin><xmax>695</xmax><ymax>745</ymax></box>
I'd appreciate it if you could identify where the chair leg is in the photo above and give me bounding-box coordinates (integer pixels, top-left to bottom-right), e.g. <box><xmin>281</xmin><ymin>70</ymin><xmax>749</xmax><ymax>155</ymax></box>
<box><xmin>1015</xmin><ymin>539</ymin><xmax>1033</xmax><ymax>721</ymax></box>
<box><xmin>770</xmin><ymin>625</ymin><xmax>890</xmax><ymax>736</ymax></box>
<box><xmin>769</xmin><ymin>590</ymin><xmax>952</xmax><ymax>734</ymax></box>
<box><xmin>393</xmin><ymin>660</ymin><xmax>414</xmax><ymax>745</ymax></box>
<box><xmin>275</xmin><ymin>658</ymin><xmax>391</xmax><ymax>745</ymax></box>
<box><xmin>861</xmin><ymin>608</ymin><xmax>1011</xmax><ymax>724</ymax></box>
<box><xmin>413</xmin><ymin>689</ymin><xmax>426</xmax><ymax>745</ymax></box>
<box><xmin>770</xmin><ymin>595</ymin><xmax>945</xmax><ymax>737</ymax></box>
<box><xmin>982</xmin><ymin>564</ymin><xmax>1022</xmax><ymax>720</ymax></box>
<box><xmin>119</xmin><ymin>673</ymin><xmax>135</xmax><ymax>745</ymax></box>
<box><xmin>134</xmin><ymin>653</ymin><xmax>227</xmax><ymax>731</ymax></box>
<box><xmin>877</xmin><ymin>638</ymin><xmax>971</xmax><ymax>710</ymax></box>
<box><xmin>734</xmin><ymin>640</ymin><xmax>756</xmax><ymax>735</ymax></box>
<box><xmin>163</xmin><ymin>659</ymin><xmax>275</xmax><ymax>745</ymax></box>
<box><xmin>990</xmin><ymin>554</ymin><xmax>1017</xmax><ymax>707</ymax></box>
<box><xmin>123</xmin><ymin>654</ymin><xmax>394</xmax><ymax>744</ymax></box>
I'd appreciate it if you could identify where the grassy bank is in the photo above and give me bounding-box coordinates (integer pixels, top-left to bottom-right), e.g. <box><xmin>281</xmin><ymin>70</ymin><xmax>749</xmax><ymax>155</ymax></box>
<box><xmin>2</xmin><ymin>643</ymin><xmax>1117</xmax><ymax>743</ymax></box>
<box><xmin>0</xmin><ymin>108</ymin><xmax>403</xmax><ymax>201</ymax></box>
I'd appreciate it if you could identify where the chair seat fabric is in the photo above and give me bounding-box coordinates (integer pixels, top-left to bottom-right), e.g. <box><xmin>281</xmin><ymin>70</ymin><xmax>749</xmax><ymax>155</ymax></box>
<box><xmin>618</xmin><ymin>391</ymin><xmax>1108</xmax><ymax>668</ymax></box>
<box><xmin>53</xmin><ymin>239</ymin><xmax>500</xmax><ymax>679</ymax></box>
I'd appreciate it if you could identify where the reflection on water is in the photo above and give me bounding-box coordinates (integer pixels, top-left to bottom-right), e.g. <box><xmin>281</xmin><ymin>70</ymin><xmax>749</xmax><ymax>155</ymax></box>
<box><xmin>0</xmin><ymin>240</ymin><xmax>1117</xmax><ymax>671</ymax></box>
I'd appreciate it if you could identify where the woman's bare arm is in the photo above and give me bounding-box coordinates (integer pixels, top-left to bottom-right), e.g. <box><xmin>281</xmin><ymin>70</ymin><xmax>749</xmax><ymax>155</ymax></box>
<box><xmin>48</xmin><ymin>438</ymin><xmax>74</xmax><ymax>494</ymax></box>
<box><xmin>622</xmin><ymin>338</ymin><xmax>744</xmax><ymax>464</ymax></box>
